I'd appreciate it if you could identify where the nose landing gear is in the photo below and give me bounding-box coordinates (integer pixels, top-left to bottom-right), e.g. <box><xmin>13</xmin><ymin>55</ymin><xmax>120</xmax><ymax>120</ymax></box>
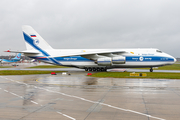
<box><xmin>150</xmin><ymin>67</ymin><xmax>153</xmax><ymax>72</ymax></box>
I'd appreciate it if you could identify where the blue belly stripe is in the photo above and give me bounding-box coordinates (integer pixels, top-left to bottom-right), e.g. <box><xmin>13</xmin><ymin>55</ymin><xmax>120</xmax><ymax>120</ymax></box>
<box><xmin>30</xmin><ymin>56</ymin><xmax>174</xmax><ymax>63</ymax></box>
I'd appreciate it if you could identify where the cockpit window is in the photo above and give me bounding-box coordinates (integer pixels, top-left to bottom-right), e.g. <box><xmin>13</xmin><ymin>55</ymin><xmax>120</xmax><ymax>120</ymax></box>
<box><xmin>156</xmin><ymin>50</ymin><xmax>162</xmax><ymax>53</ymax></box>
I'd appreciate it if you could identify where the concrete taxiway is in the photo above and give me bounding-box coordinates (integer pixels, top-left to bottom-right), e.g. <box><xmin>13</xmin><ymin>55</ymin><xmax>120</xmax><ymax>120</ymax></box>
<box><xmin>0</xmin><ymin>72</ymin><xmax>180</xmax><ymax>120</ymax></box>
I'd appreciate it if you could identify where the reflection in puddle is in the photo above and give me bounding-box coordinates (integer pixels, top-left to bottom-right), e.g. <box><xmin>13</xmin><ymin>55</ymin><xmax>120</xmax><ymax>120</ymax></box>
<box><xmin>83</xmin><ymin>78</ymin><xmax>98</xmax><ymax>85</ymax></box>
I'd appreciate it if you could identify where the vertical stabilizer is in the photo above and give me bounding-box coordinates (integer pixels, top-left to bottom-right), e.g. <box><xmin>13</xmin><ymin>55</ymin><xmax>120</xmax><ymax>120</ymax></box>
<box><xmin>12</xmin><ymin>53</ymin><xmax>21</xmax><ymax>60</ymax></box>
<box><xmin>22</xmin><ymin>25</ymin><xmax>53</xmax><ymax>51</ymax></box>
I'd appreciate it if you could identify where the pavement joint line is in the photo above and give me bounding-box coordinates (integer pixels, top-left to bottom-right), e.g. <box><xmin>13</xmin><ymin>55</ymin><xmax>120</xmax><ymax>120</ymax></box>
<box><xmin>168</xmin><ymin>88</ymin><xmax>180</xmax><ymax>97</ymax></box>
<box><xmin>0</xmin><ymin>76</ymin><xmax>77</xmax><ymax>120</ymax></box>
<box><xmin>84</xmin><ymin>86</ymin><xmax>112</xmax><ymax>120</ymax></box>
<box><xmin>1</xmin><ymin>76</ymin><xmax>166</xmax><ymax>120</ymax></box>
<box><xmin>142</xmin><ymin>93</ymin><xmax>150</xmax><ymax>120</ymax></box>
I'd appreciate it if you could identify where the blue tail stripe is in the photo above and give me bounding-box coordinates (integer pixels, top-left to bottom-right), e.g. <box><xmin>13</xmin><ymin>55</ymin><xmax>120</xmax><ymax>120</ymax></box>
<box><xmin>23</xmin><ymin>32</ymin><xmax>62</xmax><ymax>65</ymax></box>
<box><xmin>49</xmin><ymin>58</ymin><xmax>61</xmax><ymax>65</ymax></box>
<box><xmin>23</xmin><ymin>32</ymin><xmax>50</xmax><ymax>56</ymax></box>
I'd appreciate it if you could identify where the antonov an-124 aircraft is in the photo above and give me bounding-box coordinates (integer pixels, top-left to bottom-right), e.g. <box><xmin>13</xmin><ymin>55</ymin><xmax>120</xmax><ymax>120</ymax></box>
<box><xmin>6</xmin><ymin>25</ymin><xmax>176</xmax><ymax>72</ymax></box>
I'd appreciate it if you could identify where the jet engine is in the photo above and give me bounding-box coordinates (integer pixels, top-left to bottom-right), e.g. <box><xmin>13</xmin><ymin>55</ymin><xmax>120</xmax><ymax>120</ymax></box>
<box><xmin>96</xmin><ymin>56</ymin><xmax>126</xmax><ymax>66</ymax></box>
<box><xmin>97</xmin><ymin>57</ymin><xmax>112</xmax><ymax>66</ymax></box>
<box><xmin>112</xmin><ymin>56</ymin><xmax>126</xmax><ymax>64</ymax></box>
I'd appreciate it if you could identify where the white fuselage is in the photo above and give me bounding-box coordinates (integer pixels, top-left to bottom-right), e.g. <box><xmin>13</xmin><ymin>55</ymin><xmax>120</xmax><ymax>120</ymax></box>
<box><xmin>25</xmin><ymin>48</ymin><xmax>176</xmax><ymax>69</ymax></box>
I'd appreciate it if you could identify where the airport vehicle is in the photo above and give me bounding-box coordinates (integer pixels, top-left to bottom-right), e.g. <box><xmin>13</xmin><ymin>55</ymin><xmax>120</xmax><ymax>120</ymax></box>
<box><xmin>6</xmin><ymin>25</ymin><xmax>176</xmax><ymax>72</ymax></box>
<box><xmin>0</xmin><ymin>53</ymin><xmax>21</xmax><ymax>64</ymax></box>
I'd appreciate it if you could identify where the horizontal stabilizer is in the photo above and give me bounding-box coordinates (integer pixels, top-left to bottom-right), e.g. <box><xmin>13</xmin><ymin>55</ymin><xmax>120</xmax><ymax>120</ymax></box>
<box><xmin>4</xmin><ymin>50</ymin><xmax>40</xmax><ymax>54</ymax></box>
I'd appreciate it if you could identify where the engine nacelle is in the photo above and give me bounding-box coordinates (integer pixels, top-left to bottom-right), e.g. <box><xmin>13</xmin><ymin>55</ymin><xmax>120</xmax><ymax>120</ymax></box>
<box><xmin>112</xmin><ymin>56</ymin><xmax>126</xmax><ymax>64</ymax></box>
<box><xmin>97</xmin><ymin>57</ymin><xmax>112</xmax><ymax>66</ymax></box>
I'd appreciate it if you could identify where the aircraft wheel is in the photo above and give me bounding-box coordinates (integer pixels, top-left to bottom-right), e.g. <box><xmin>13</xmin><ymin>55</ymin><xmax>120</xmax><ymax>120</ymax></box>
<box><xmin>100</xmin><ymin>68</ymin><xmax>104</xmax><ymax>71</ymax></box>
<box><xmin>150</xmin><ymin>68</ymin><xmax>153</xmax><ymax>72</ymax></box>
<box><xmin>85</xmin><ymin>68</ymin><xmax>88</xmax><ymax>71</ymax></box>
<box><xmin>93</xmin><ymin>68</ymin><xmax>97</xmax><ymax>71</ymax></box>
<box><xmin>97</xmin><ymin>68</ymin><xmax>100</xmax><ymax>71</ymax></box>
<box><xmin>88</xmin><ymin>67</ymin><xmax>92</xmax><ymax>71</ymax></box>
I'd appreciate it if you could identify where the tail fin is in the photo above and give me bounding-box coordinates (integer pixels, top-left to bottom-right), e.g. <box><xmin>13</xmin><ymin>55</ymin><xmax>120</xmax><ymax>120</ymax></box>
<box><xmin>22</xmin><ymin>25</ymin><xmax>53</xmax><ymax>51</ymax></box>
<box><xmin>12</xmin><ymin>53</ymin><xmax>21</xmax><ymax>60</ymax></box>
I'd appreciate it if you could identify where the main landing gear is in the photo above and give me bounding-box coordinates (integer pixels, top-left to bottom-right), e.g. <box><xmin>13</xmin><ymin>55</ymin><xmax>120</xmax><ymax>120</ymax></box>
<box><xmin>85</xmin><ymin>67</ymin><xmax>107</xmax><ymax>72</ymax></box>
<box><xmin>150</xmin><ymin>67</ymin><xmax>153</xmax><ymax>72</ymax></box>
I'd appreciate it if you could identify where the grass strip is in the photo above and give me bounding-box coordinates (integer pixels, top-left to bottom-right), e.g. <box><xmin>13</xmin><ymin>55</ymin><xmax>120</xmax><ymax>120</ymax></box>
<box><xmin>0</xmin><ymin>66</ymin><xmax>13</xmax><ymax>68</ymax></box>
<box><xmin>91</xmin><ymin>72</ymin><xmax>180</xmax><ymax>79</ymax></box>
<box><xmin>0</xmin><ymin>70</ymin><xmax>64</xmax><ymax>75</ymax></box>
<box><xmin>135</xmin><ymin>64</ymin><xmax>180</xmax><ymax>70</ymax></box>
<box><xmin>156</xmin><ymin>64</ymin><xmax>180</xmax><ymax>70</ymax></box>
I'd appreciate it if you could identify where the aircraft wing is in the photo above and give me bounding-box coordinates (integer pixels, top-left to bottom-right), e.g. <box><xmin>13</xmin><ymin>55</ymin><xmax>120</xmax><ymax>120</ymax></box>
<box><xmin>55</xmin><ymin>49</ymin><xmax>126</xmax><ymax>57</ymax></box>
<box><xmin>5</xmin><ymin>49</ymin><xmax>126</xmax><ymax>58</ymax></box>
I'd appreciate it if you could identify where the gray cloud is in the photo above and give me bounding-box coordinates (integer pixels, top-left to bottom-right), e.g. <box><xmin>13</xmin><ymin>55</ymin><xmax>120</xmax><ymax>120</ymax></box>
<box><xmin>0</xmin><ymin>0</ymin><xmax>180</xmax><ymax>57</ymax></box>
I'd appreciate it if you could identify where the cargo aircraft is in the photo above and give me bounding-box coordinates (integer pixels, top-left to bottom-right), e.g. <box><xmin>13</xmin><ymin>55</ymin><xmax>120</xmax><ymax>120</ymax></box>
<box><xmin>6</xmin><ymin>25</ymin><xmax>176</xmax><ymax>72</ymax></box>
<box><xmin>0</xmin><ymin>53</ymin><xmax>21</xmax><ymax>64</ymax></box>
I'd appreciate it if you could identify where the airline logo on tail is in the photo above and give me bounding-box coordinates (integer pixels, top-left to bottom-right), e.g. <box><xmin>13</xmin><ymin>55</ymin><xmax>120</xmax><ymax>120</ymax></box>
<box><xmin>34</xmin><ymin>39</ymin><xmax>39</xmax><ymax>45</ymax></box>
<box><xmin>12</xmin><ymin>53</ymin><xmax>21</xmax><ymax>60</ymax></box>
<box><xmin>30</xmin><ymin>34</ymin><xmax>39</xmax><ymax>45</ymax></box>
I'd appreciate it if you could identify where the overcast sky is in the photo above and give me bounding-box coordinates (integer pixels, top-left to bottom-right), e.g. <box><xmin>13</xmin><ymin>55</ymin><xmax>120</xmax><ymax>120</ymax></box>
<box><xmin>0</xmin><ymin>0</ymin><xmax>180</xmax><ymax>57</ymax></box>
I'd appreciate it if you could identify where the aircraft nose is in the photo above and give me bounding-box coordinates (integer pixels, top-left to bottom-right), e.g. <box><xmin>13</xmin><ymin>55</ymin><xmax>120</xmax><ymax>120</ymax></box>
<box><xmin>166</xmin><ymin>53</ymin><xmax>176</xmax><ymax>64</ymax></box>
